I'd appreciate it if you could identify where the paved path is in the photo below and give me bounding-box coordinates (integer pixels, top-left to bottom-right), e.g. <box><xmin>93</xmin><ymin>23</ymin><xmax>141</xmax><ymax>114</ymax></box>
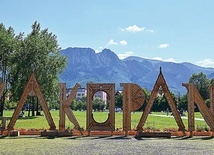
<box><xmin>150</xmin><ymin>114</ymin><xmax>205</xmax><ymax>121</ymax></box>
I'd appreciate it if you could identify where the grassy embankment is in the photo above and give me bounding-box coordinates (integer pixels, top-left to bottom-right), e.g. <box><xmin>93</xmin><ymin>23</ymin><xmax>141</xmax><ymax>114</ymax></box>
<box><xmin>1</xmin><ymin>110</ymin><xmax>209</xmax><ymax>131</ymax></box>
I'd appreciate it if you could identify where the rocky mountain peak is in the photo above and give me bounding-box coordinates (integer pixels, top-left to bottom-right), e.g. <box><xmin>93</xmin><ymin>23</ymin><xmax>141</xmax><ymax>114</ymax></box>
<box><xmin>59</xmin><ymin>47</ymin><xmax>214</xmax><ymax>94</ymax></box>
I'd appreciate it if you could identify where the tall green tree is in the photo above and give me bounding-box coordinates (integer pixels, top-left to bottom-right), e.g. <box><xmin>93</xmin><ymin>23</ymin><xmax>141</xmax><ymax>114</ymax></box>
<box><xmin>211</xmin><ymin>78</ymin><xmax>214</xmax><ymax>85</ymax></box>
<box><xmin>178</xmin><ymin>94</ymin><xmax>188</xmax><ymax>110</ymax></box>
<box><xmin>189</xmin><ymin>72</ymin><xmax>210</xmax><ymax>100</ymax></box>
<box><xmin>9</xmin><ymin>21</ymin><xmax>66</xmax><ymax>115</ymax></box>
<box><xmin>139</xmin><ymin>88</ymin><xmax>150</xmax><ymax>111</ymax></box>
<box><xmin>115</xmin><ymin>91</ymin><xmax>123</xmax><ymax>108</ymax></box>
<box><xmin>92</xmin><ymin>97</ymin><xmax>105</xmax><ymax>111</ymax></box>
<box><xmin>0</xmin><ymin>24</ymin><xmax>16</xmax><ymax>116</ymax></box>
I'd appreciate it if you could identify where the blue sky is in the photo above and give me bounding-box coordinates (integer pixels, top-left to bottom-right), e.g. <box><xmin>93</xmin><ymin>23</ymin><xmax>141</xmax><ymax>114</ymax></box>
<box><xmin>1</xmin><ymin>0</ymin><xmax>214</xmax><ymax>68</ymax></box>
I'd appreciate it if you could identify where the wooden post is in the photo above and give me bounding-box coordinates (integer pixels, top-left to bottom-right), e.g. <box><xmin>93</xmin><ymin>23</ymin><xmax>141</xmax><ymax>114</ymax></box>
<box><xmin>0</xmin><ymin>83</ymin><xmax>6</xmax><ymax>98</ymax></box>
<box><xmin>59</xmin><ymin>83</ymin><xmax>66</xmax><ymax>131</ymax></box>
<box><xmin>188</xmin><ymin>84</ymin><xmax>195</xmax><ymax>137</ymax></box>
<box><xmin>7</xmin><ymin>73</ymin><xmax>56</xmax><ymax>130</ymax></box>
<box><xmin>210</xmin><ymin>84</ymin><xmax>214</xmax><ymax>116</ymax></box>
<box><xmin>137</xmin><ymin>69</ymin><xmax>185</xmax><ymax>133</ymax></box>
<box><xmin>1</xmin><ymin>117</ymin><xmax>6</xmax><ymax>130</ymax></box>
<box><xmin>86</xmin><ymin>83</ymin><xmax>115</xmax><ymax>134</ymax></box>
<box><xmin>183</xmin><ymin>83</ymin><xmax>214</xmax><ymax>137</ymax></box>
<box><xmin>121</xmin><ymin>83</ymin><xmax>145</xmax><ymax>136</ymax></box>
<box><xmin>122</xmin><ymin>84</ymin><xmax>131</xmax><ymax>136</ymax></box>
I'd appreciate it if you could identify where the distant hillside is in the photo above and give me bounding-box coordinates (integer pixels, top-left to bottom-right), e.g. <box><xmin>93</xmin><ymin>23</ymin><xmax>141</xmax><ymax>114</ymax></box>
<box><xmin>59</xmin><ymin>47</ymin><xmax>214</xmax><ymax>95</ymax></box>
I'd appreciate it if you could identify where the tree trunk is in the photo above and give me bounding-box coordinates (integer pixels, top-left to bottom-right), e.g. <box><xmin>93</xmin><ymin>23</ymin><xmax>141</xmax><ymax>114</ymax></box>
<box><xmin>0</xmin><ymin>61</ymin><xmax>7</xmax><ymax>117</ymax></box>
<box><xmin>0</xmin><ymin>97</ymin><xmax>4</xmax><ymax>116</ymax></box>
<box><xmin>28</xmin><ymin>107</ymin><xmax>30</xmax><ymax>117</ymax></box>
<box><xmin>36</xmin><ymin>97</ymin><xmax>39</xmax><ymax>116</ymax></box>
<box><xmin>31</xmin><ymin>96</ymin><xmax>35</xmax><ymax>116</ymax></box>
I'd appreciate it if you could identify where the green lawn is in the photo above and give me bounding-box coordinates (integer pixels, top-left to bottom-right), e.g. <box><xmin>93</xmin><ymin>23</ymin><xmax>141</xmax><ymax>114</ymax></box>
<box><xmin>1</xmin><ymin>110</ymin><xmax>209</xmax><ymax>131</ymax></box>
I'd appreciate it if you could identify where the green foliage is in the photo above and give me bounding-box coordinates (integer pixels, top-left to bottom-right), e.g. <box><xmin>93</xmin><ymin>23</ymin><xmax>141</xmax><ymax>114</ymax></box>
<box><xmin>92</xmin><ymin>97</ymin><xmax>105</xmax><ymax>111</ymax></box>
<box><xmin>178</xmin><ymin>94</ymin><xmax>188</xmax><ymax>110</ymax></box>
<box><xmin>150</xmin><ymin>92</ymin><xmax>178</xmax><ymax>112</ymax></box>
<box><xmin>139</xmin><ymin>88</ymin><xmax>151</xmax><ymax>111</ymax></box>
<box><xmin>70</xmin><ymin>100</ymin><xmax>78</xmax><ymax>111</ymax></box>
<box><xmin>8</xmin><ymin>21</ymin><xmax>66</xmax><ymax>110</ymax></box>
<box><xmin>205</xmin><ymin>99</ymin><xmax>210</xmax><ymax>107</ymax></box>
<box><xmin>115</xmin><ymin>91</ymin><xmax>122</xmax><ymax>108</ymax></box>
<box><xmin>0</xmin><ymin>24</ymin><xmax>17</xmax><ymax>116</ymax></box>
<box><xmin>5</xmin><ymin>101</ymin><xmax>17</xmax><ymax>109</ymax></box>
<box><xmin>189</xmin><ymin>72</ymin><xmax>210</xmax><ymax>100</ymax></box>
<box><xmin>70</xmin><ymin>98</ymin><xmax>86</xmax><ymax>111</ymax></box>
<box><xmin>0</xmin><ymin>21</ymin><xmax>66</xmax><ymax>116</ymax></box>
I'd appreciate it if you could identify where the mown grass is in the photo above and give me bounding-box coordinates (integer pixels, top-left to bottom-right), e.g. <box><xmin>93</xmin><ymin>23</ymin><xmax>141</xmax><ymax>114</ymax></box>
<box><xmin>1</xmin><ymin>110</ymin><xmax>209</xmax><ymax>131</ymax></box>
<box><xmin>1</xmin><ymin>136</ymin><xmax>214</xmax><ymax>155</ymax></box>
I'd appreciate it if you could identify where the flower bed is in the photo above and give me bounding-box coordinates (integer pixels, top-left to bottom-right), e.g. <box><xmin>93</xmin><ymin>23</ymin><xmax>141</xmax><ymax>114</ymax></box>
<box><xmin>1</xmin><ymin>128</ymin><xmax>213</xmax><ymax>137</ymax></box>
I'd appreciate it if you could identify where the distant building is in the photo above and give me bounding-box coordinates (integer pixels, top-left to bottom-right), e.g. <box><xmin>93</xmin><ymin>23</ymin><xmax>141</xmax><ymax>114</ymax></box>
<box><xmin>93</xmin><ymin>91</ymin><xmax>107</xmax><ymax>104</ymax></box>
<box><xmin>66</xmin><ymin>87</ymin><xmax>107</xmax><ymax>104</ymax></box>
<box><xmin>76</xmin><ymin>88</ymin><xmax>87</xmax><ymax>99</ymax></box>
<box><xmin>66</xmin><ymin>87</ymin><xmax>87</xmax><ymax>99</ymax></box>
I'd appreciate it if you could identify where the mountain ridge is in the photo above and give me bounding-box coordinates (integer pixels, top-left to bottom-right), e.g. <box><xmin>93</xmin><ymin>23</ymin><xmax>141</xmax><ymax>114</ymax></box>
<box><xmin>59</xmin><ymin>47</ymin><xmax>214</xmax><ymax>95</ymax></box>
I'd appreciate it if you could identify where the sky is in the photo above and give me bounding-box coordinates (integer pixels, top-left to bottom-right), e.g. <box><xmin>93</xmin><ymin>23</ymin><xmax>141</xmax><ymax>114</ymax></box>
<box><xmin>1</xmin><ymin>0</ymin><xmax>214</xmax><ymax>68</ymax></box>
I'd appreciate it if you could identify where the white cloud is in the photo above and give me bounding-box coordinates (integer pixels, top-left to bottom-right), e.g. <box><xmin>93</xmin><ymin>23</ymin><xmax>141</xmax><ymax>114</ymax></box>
<box><xmin>159</xmin><ymin>44</ymin><xmax>169</xmax><ymax>49</ymax></box>
<box><xmin>152</xmin><ymin>57</ymin><xmax>176</xmax><ymax>62</ymax></box>
<box><xmin>120</xmin><ymin>25</ymin><xmax>154</xmax><ymax>33</ymax></box>
<box><xmin>146</xmin><ymin>29</ymin><xmax>154</xmax><ymax>32</ymax></box>
<box><xmin>107</xmin><ymin>39</ymin><xmax>118</xmax><ymax>45</ymax></box>
<box><xmin>120</xmin><ymin>40</ymin><xmax>128</xmax><ymax>45</ymax></box>
<box><xmin>165</xmin><ymin>58</ymin><xmax>176</xmax><ymax>62</ymax></box>
<box><xmin>118</xmin><ymin>51</ymin><xmax>134</xmax><ymax>59</ymax></box>
<box><xmin>152</xmin><ymin>57</ymin><xmax>163</xmax><ymax>61</ymax></box>
<box><xmin>121</xmin><ymin>25</ymin><xmax>144</xmax><ymax>33</ymax></box>
<box><xmin>196</xmin><ymin>59</ymin><xmax>214</xmax><ymax>68</ymax></box>
<box><xmin>95</xmin><ymin>50</ymin><xmax>100</xmax><ymax>53</ymax></box>
<box><xmin>106</xmin><ymin>39</ymin><xmax>127</xmax><ymax>47</ymax></box>
<box><xmin>94</xmin><ymin>47</ymin><xmax>104</xmax><ymax>53</ymax></box>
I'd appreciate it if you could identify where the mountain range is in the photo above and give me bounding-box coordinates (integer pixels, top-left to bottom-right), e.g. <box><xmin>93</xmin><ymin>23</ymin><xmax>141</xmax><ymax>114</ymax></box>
<box><xmin>59</xmin><ymin>47</ymin><xmax>214</xmax><ymax>95</ymax></box>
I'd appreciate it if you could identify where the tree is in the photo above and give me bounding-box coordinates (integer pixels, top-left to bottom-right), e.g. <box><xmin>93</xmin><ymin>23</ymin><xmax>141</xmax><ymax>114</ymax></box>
<box><xmin>78</xmin><ymin>96</ymin><xmax>86</xmax><ymax>110</ymax></box>
<box><xmin>211</xmin><ymin>78</ymin><xmax>214</xmax><ymax>84</ymax></box>
<box><xmin>0</xmin><ymin>24</ymin><xmax>16</xmax><ymax>116</ymax></box>
<box><xmin>115</xmin><ymin>91</ymin><xmax>122</xmax><ymax>109</ymax></box>
<box><xmin>159</xmin><ymin>95</ymin><xmax>168</xmax><ymax>111</ymax></box>
<box><xmin>70</xmin><ymin>100</ymin><xmax>78</xmax><ymax>111</ymax></box>
<box><xmin>9</xmin><ymin>21</ymin><xmax>66</xmax><ymax>116</ymax></box>
<box><xmin>178</xmin><ymin>94</ymin><xmax>188</xmax><ymax>110</ymax></box>
<box><xmin>92</xmin><ymin>97</ymin><xmax>105</xmax><ymax>111</ymax></box>
<box><xmin>152</xmin><ymin>96</ymin><xmax>161</xmax><ymax>112</ymax></box>
<box><xmin>150</xmin><ymin>92</ymin><xmax>178</xmax><ymax>112</ymax></box>
<box><xmin>139</xmin><ymin>88</ymin><xmax>151</xmax><ymax>111</ymax></box>
<box><xmin>189</xmin><ymin>72</ymin><xmax>210</xmax><ymax>100</ymax></box>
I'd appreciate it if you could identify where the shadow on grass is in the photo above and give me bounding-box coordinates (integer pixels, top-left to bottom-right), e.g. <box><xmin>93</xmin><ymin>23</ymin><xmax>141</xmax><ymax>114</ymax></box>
<box><xmin>200</xmin><ymin>136</ymin><xmax>214</xmax><ymax>140</ymax></box>
<box><xmin>107</xmin><ymin>136</ymin><xmax>132</xmax><ymax>140</ymax></box>
<box><xmin>0</xmin><ymin>135</ymin><xmax>42</xmax><ymax>140</ymax></box>
<box><xmin>134</xmin><ymin>136</ymin><xmax>146</xmax><ymax>141</ymax></box>
<box><xmin>0</xmin><ymin>135</ymin><xmax>7</xmax><ymax>139</ymax></box>
<box><xmin>42</xmin><ymin>136</ymin><xmax>56</xmax><ymax>139</ymax></box>
<box><xmin>134</xmin><ymin>136</ymin><xmax>171</xmax><ymax>141</ymax></box>
<box><xmin>172</xmin><ymin>136</ymin><xmax>192</xmax><ymax>140</ymax></box>
<box><xmin>18</xmin><ymin>116</ymin><xmax>38</xmax><ymax>120</ymax></box>
<box><xmin>67</xmin><ymin>135</ymin><xmax>133</xmax><ymax>140</ymax></box>
<box><xmin>1</xmin><ymin>116</ymin><xmax>39</xmax><ymax>121</ymax></box>
<box><xmin>0</xmin><ymin>117</ymin><xmax>11</xmax><ymax>121</ymax></box>
<box><xmin>13</xmin><ymin>135</ymin><xmax>57</xmax><ymax>139</ymax></box>
<box><xmin>2</xmin><ymin>135</ymin><xmax>213</xmax><ymax>142</ymax></box>
<box><xmin>172</xmin><ymin>136</ymin><xmax>214</xmax><ymax>140</ymax></box>
<box><xmin>67</xmin><ymin>136</ymin><xmax>87</xmax><ymax>140</ymax></box>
